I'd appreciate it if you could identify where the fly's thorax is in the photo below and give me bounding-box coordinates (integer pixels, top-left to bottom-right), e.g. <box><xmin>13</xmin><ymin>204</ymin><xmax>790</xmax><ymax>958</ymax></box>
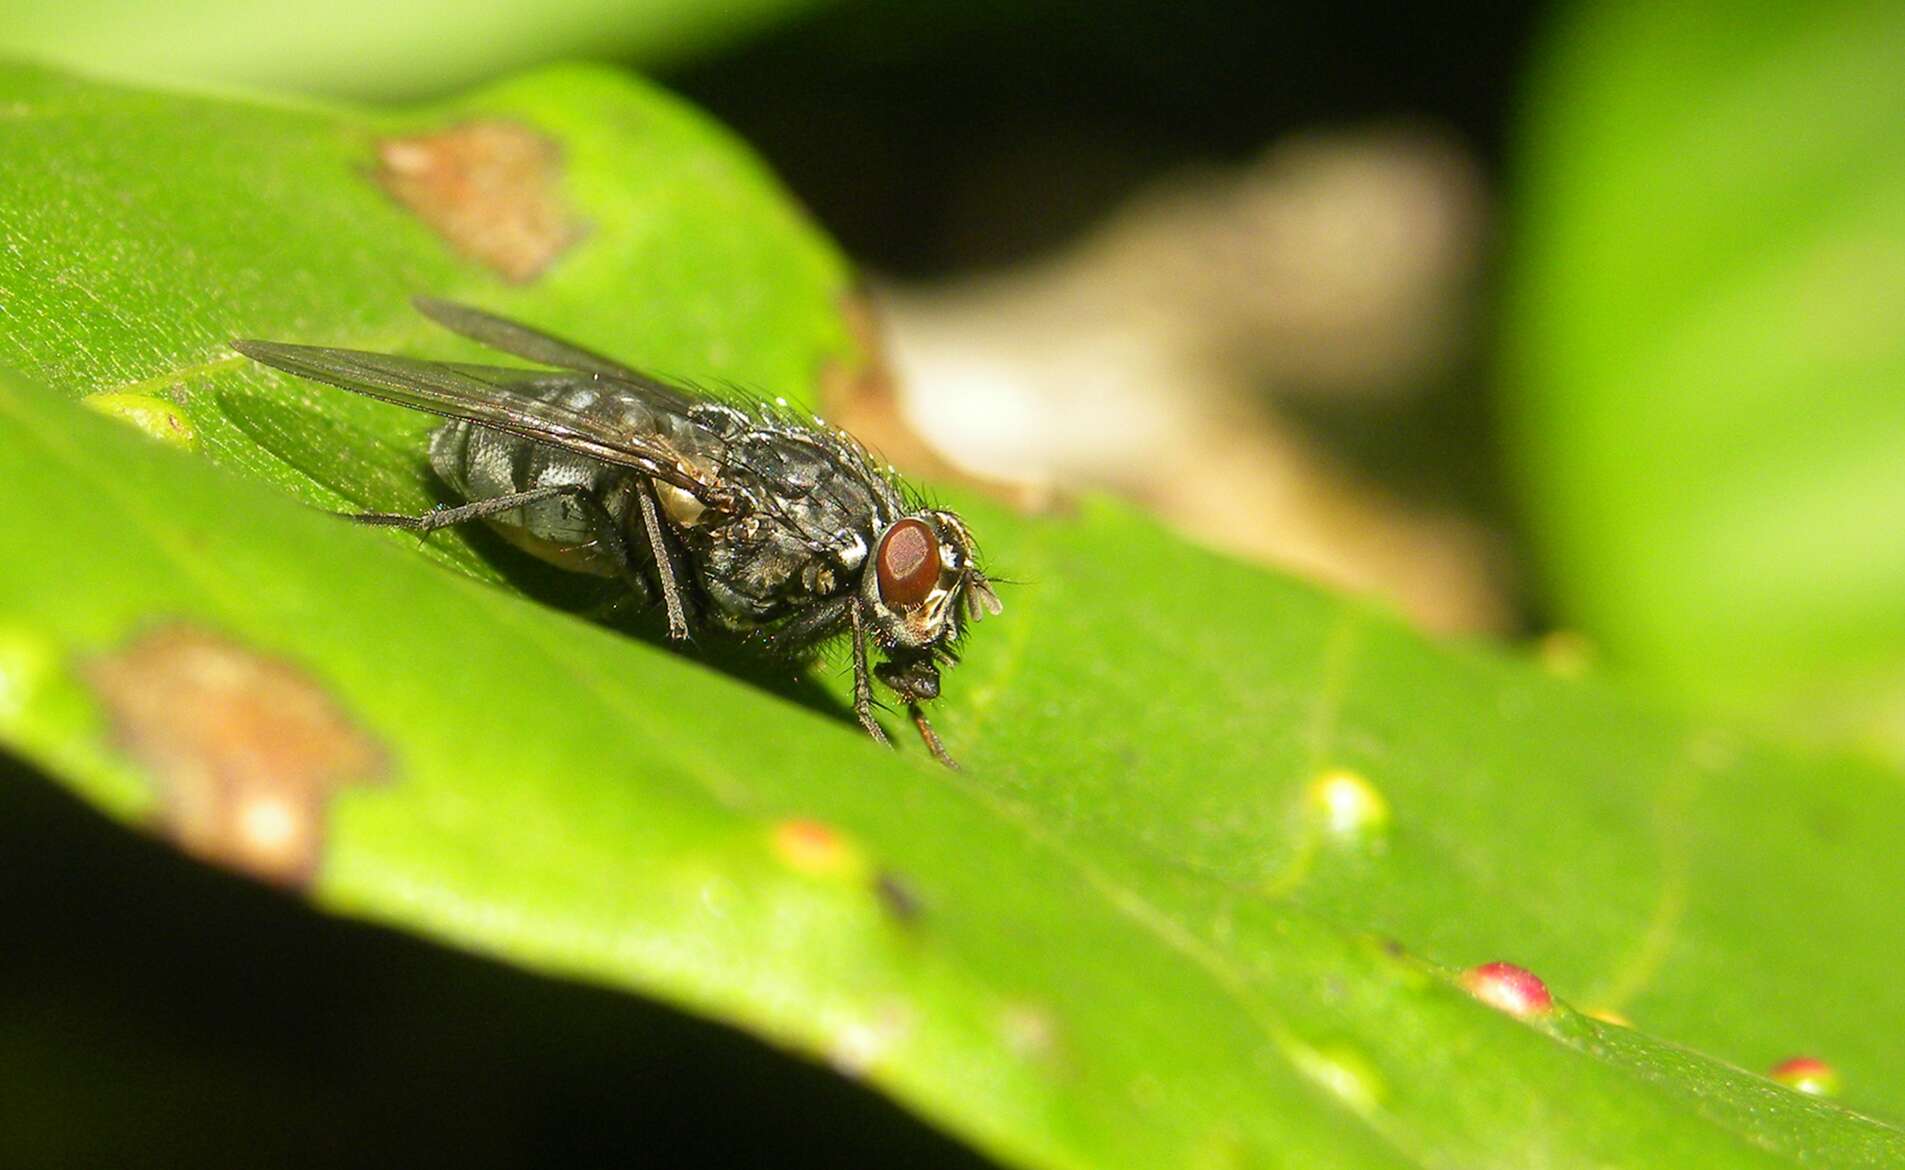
<box><xmin>687</xmin><ymin>400</ymin><xmax>749</xmax><ymax>436</ymax></box>
<box><xmin>800</xmin><ymin>560</ymin><xmax>840</xmax><ymax>596</ymax></box>
<box><xmin>692</xmin><ymin>506</ymin><xmax>853</xmax><ymax>625</ymax></box>
<box><xmin>681</xmin><ymin>410</ymin><xmax>900</xmax><ymax>626</ymax></box>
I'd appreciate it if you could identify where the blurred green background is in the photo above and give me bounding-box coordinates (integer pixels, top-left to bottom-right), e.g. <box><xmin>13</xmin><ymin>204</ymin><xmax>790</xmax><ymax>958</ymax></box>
<box><xmin>5</xmin><ymin>0</ymin><xmax>1905</xmax><ymax>1165</ymax></box>
<box><xmin>1505</xmin><ymin>1</ymin><xmax>1905</xmax><ymax>759</ymax></box>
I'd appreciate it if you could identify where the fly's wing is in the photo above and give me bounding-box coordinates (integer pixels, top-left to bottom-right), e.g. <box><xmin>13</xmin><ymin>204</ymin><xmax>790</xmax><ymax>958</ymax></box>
<box><xmin>229</xmin><ymin>340</ymin><xmax>735</xmax><ymax>508</ymax></box>
<box><xmin>412</xmin><ymin>297</ymin><xmax>647</xmax><ymax>382</ymax></box>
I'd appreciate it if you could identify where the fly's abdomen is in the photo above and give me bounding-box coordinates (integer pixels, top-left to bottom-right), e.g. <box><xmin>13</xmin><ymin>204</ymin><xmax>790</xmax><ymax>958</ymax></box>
<box><xmin>429</xmin><ymin>417</ymin><xmax>637</xmax><ymax>577</ymax></box>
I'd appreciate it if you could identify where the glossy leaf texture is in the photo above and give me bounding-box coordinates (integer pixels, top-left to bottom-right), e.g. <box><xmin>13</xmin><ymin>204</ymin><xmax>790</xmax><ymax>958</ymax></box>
<box><xmin>1502</xmin><ymin>1</ymin><xmax>1905</xmax><ymax>759</ymax></box>
<box><xmin>4</xmin><ymin>61</ymin><xmax>1905</xmax><ymax>1169</ymax></box>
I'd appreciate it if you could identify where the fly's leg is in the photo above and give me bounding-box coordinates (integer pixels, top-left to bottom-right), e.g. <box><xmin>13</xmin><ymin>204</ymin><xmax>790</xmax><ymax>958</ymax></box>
<box><xmin>872</xmin><ymin>657</ymin><xmax>956</xmax><ymax>769</ymax></box>
<box><xmin>762</xmin><ymin>598</ymin><xmax>950</xmax><ymax>759</ymax></box>
<box><xmin>910</xmin><ymin>706</ymin><xmax>959</xmax><ymax>770</ymax></box>
<box><xmin>847</xmin><ymin>605</ymin><xmax>957</xmax><ymax>766</ymax></box>
<box><xmin>753</xmin><ymin>594</ymin><xmax>851</xmax><ymax>659</ymax></box>
<box><xmin>347</xmin><ymin>486</ymin><xmax>651</xmax><ymax>601</ymax></box>
<box><xmin>847</xmin><ymin>602</ymin><xmax>891</xmax><ymax>747</ymax></box>
<box><xmin>351</xmin><ymin>488</ymin><xmax>564</xmax><ymax>533</ymax></box>
<box><xmin>632</xmin><ymin>479</ymin><xmax>695</xmax><ymax>641</ymax></box>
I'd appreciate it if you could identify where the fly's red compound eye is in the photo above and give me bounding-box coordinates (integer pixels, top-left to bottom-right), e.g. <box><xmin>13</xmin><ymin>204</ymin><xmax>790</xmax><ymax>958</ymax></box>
<box><xmin>876</xmin><ymin>518</ymin><xmax>940</xmax><ymax>609</ymax></box>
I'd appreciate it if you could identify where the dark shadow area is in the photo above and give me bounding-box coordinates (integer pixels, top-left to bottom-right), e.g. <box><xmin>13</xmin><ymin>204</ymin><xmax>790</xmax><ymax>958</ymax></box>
<box><xmin>463</xmin><ymin>524</ymin><xmax>866</xmax><ymax>733</ymax></box>
<box><xmin>0</xmin><ymin>757</ymin><xmax>998</xmax><ymax>1170</ymax></box>
<box><xmin>664</xmin><ymin>0</ymin><xmax>1543</xmax><ymax>278</ymax></box>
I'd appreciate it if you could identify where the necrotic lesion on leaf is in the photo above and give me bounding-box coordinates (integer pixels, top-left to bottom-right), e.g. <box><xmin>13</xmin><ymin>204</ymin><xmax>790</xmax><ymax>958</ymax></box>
<box><xmin>374</xmin><ymin>120</ymin><xmax>586</xmax><ymax>283</ymax></box>
<box><xmin>85</xmin><ymin>624</ymin><xmax>386</xmax><ymax>887</ymax></box>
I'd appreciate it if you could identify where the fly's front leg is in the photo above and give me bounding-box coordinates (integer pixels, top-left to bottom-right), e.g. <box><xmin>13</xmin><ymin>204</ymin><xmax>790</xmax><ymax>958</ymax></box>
<box><xmin>346</xmin><ymin>485</ymin><xmax>650</xmax><ymax>600</ymax></box>
<box><xmin>873</xmin><ymin>656</ymin><xmax>956</xmax><ymax>768</ymax></box>
<box><xmin>847</xmin><ymin>601</ymin><xmax>891</xmax><ymax>747</ymax></box>
<box><xmin>632</xmin><ymin>478</ymin><xmax>696</xmax><ymax>641</ymax></box>
<box><xmin>909</xmin><ymin>707</ymin><xmax>958</xmax><ymax>770</ymax></box>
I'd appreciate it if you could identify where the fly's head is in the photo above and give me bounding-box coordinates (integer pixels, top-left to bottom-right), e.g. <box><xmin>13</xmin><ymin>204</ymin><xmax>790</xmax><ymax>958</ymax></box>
<box><xmin>861</xmin><ymin>509</ymin><xmax>1002</xmax><ymax>703</ymax></box>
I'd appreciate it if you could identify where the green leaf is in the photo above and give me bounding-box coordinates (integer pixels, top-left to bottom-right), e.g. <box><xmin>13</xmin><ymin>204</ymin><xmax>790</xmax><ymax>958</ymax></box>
<box><xmin>0</xmin><ymin>58</ymin><xmax>851</xmax><ymax>588</ymax></box>
<box><xmin>6</xmin><ymin>61</ymin><xmax>1905</xmax><ymax>1169</ymax></box>
<box><xmin>1502</xmin><ymin>1</ymin><xmax>1905</xmax><ymax>758</ymax></box>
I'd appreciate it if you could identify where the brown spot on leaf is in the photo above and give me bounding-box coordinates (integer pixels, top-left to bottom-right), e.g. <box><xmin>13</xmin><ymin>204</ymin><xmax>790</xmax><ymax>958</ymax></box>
<box><xmin>820</xmin><ymin>287</ymin><xmax>1057</xmax><ymax>512</ymax></box>
<box><xmin>375</xmin><ymin>121</ymin><xmax>584</xmax><ymax>283</ymax></box>
<box><xmin>87</xmin><ymin>625</ymin><xmax>385</xmax><ymax>888</ymax></box>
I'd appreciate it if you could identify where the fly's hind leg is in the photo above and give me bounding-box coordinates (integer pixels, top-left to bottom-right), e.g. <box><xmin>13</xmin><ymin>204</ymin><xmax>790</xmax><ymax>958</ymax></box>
<box><xmin>346</xmin><ymin>485</ymin><xmax>652</xmax><ymax>602</ymax></box>
<box><xmin>631</xmin><ymin>479</ymin><xmax>696</xmax><ymax>641</ymax></box>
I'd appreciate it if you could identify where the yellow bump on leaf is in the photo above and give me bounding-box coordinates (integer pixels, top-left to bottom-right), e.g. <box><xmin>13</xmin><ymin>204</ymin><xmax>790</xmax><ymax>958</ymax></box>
<box><xmin>1305</xmin><ymin>767</ymin><xmax>1391</xmax><ymax>843</ymax></box>
<box><xmin>1291</xmin><ymin>1041</ymin><xmax>1386</xmax><ymax>1115</ymax></box>
<box><xmin>82</xmin><ymin>391</ymin><xmax>198</xmax><ymax>451</ymax></box>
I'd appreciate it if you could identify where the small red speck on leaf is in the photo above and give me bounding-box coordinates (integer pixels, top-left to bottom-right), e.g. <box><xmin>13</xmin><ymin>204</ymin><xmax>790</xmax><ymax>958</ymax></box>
<box><xmin>1769</xmin><ymin>1056</ymin><xmax>1840</xmax><ymax>1097</ymax></box>
<box><xmin>1461</xmin><ymin>962</ymin><xmax>1553</xmax><ymax>1017</ymax></box>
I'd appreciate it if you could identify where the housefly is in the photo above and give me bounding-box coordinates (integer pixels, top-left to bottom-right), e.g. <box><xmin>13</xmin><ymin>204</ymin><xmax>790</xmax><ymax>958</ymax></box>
<box><xmin>231</xmin><ymin>298</ymin><xmax>1000</xmax><ymax>768</ymax></box>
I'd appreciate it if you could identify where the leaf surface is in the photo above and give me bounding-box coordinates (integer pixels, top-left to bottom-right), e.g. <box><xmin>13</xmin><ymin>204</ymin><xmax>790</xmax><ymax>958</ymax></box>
<box><xmin>4</xmin><ymin>61</ymin><xmax>1905</xmax><ymax>1169</ymax></box>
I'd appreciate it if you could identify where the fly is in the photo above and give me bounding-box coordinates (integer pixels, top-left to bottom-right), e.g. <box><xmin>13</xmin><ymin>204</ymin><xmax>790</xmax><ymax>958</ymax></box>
<box><xmin>231</xmin><ymin>298</ymin><xmax>1001</xmax><ymax>768</ymax></box>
